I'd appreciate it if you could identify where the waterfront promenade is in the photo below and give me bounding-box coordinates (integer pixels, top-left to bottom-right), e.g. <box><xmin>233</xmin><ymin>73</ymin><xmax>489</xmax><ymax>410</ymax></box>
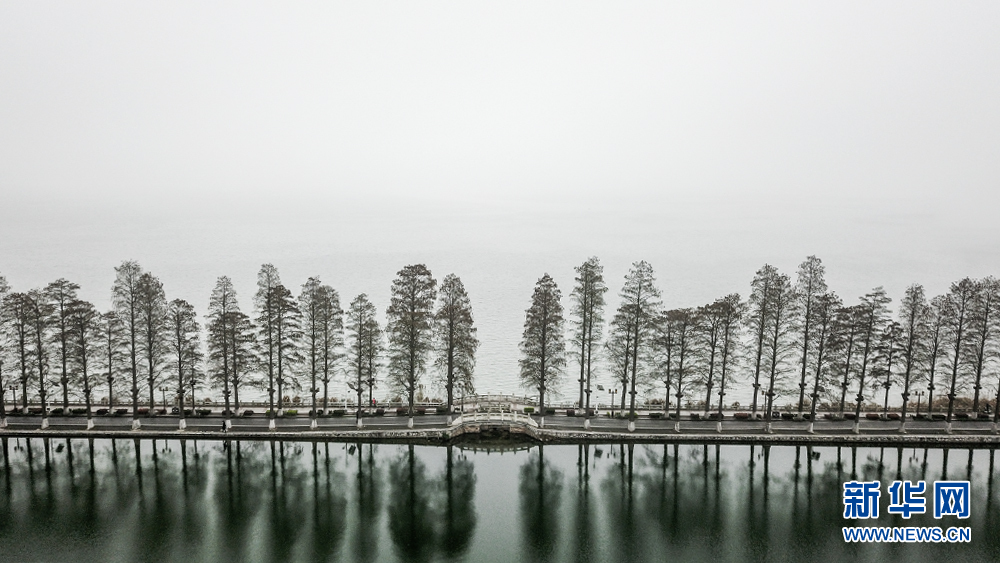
<box><xmin>3</xmin><ymin>408</ymin><xmax>1000</xmax><ymax>447</ymax></box>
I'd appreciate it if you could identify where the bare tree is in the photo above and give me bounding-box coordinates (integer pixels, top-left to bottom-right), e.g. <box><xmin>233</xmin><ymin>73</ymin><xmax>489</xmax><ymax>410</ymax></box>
<box><xmin>611</xmin><ymin>261</ymin><xmax>660</xmax><ymax>430</ymax></box>
<box><xmin>112</xmin><ymin>260</ymin><xmax>144</xmax><ymax>428</ymax></box>
<box><xmin>44</xmin><ymin>278</ymin><xmax>80</xmax><ymax>412</ymax></box>
<box><xmin>136</xmin><ymin>272</ymin><xmax>168</xmax><ymax>416</ymax></box>
<box><xmin>762</xmin><ymin>271</ymin><xmax>796</xmax><ymax>433</ymax></box>
<box><xmin>649</xmin><ymin>310</ymin><xmax>677</xmax><ymax>415</ymax></box>
<box><xmin>747</xmin><ymin>265</ymin><xmax>778</xmax><ymax>417</ymax></box>
<box><xmin>301</xmin><ymin>277</ymin><xmax>343</xmax><ymax>427</ymax></box>
<box><xmin>518</xmin><ymin>274</ymin><xmax>565</xmax><ymax>427</ymax></box>
<box><xmin>968</xmin><ymin>277</ymin><xmax>999</xmax><ymax>414</ymax></box>
<box><xmin>806</xmin><ymin>292</ymin><xmax>841</xmax><ymax>432</ymax></box>
<box><xmin>434</xmin><ymin>274</ymin><xmax>478</xmax><ymax>420</ymax></box>
<box><xmin>0</xmin><ymin>276</ymin><xmax>9</xmax><ymax>425</ymax></box>
<box><xmin>347</xmin><ymin>294</ymin><xmax>381</xmax><ymax>427</ymax></box>
<box><xmin>98</xmin><ymin>311</ymin><xmax>125</xmax><ymax>411</ymax></box>
<box><xmin>207</xmin><ymin>276</ymin><xmax>240</xmax><ymax>425</ymax></box>
<box><xmin>942</xmin><ymin>278</ymin><xmax>976</xmax><ymax>432</ymax></box>
<box><xmin>67</xmin><ymin>298</ymin><xmax>99</xmax><ymax>427</ymax></box>
<box><xmin>569</xmin><ymin>257</ymin><xmax>607</xmax><ymax>419</ymax></box>
<box><xmin>166</xmin><ymin>299</ymin><xmax>201</xmax><ymax>430</ymax></box>
<box><xmin>254</xmin><ymin>264</ymin><xmax>281</xmax><ymax>427</ymax></box>
<box><xmin>876</xmin><ymin>321</ymin><xmax>904</xmax><ymax>418</ymax></box>
<box><xmin>851</xmin><ymin>287</ymin><xmax>891</xmax><ymax>434</ymax></box>
<box><xmin>794</xmin><ymin>256</ymin><xmax>827</xmax><ymax>414</ymax></box>
<box><xmin>834</xmin><ymin>304</ymin><xmax>863</xmax><ymax>416</ymax></box>
<box><xmin>386</xmin><ymin>265</ymin><xmax>437</xmax><ymax>427</ymax></box>
<box><xmin>3</xmin><ymin>292</ymin><xmax>35</xmax><ymax>413</ymax></box>
<box><xmin>713</xmin><ymin>294</ymin><xmax>744</xmax><ymax>432</ymax></box>
<box><xmin>896</xmin><ymin>284</ymin><xmax>928</xmax><ymax>432</ymax></box>
<box><xmin>924</xmin><ymin>295</ymin><xmax>948</xmax><ymax>415</ymax></box>
<box><xmin>664</xmin><ymin>308</ymin><xmax>696</xmax><ymax>431</ymax></box>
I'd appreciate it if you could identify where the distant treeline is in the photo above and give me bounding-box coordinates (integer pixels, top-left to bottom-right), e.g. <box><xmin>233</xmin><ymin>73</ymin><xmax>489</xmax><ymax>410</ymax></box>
<box><xmin>519</xmin><ymin>256</ymin><xmax>998</xmax><ymax>430</ymax></box>
<box><xmin>0</xmin><ymin>256</ymin><xmax>997</xmax><ymax>429</ymax></box>
<box><xmin>0</xmin><ymin>262</ymin><xmax>477</xmax><ymax>427</ymax></box>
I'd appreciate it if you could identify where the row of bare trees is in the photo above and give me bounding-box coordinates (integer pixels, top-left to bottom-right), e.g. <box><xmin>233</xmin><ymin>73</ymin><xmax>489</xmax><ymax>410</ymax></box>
<box><xmin>0</xmin><ymin>262</ymin><xmax>479</xmax><ymax>429</ymax></box>
<box><xmin>518</xmin><ymin>257</ymin><xmax>1000</xmax><ymax>431</ymax></box>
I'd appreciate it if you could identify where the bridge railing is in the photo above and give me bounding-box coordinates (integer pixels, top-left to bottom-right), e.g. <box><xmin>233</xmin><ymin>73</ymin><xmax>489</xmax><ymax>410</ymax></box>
<box><xmin>449</xmin><ymin>410</ymin><xmax>539</xmax><ymax>428</ymax></box>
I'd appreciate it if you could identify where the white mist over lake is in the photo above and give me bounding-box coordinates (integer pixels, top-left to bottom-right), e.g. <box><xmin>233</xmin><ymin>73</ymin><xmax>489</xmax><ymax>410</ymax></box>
<box><xmin>2</xmin><ymin>2</ymin><xmax>999</xmax><ymax>406</ymax></box>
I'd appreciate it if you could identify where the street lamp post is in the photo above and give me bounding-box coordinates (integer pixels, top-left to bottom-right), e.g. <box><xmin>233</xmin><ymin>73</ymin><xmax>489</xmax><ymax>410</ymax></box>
<box><xmin>8</xmin><ymin>385</ymin><xmax>16</xmax><ymax>413</ymax></box>
<box><xmin>159</xmin><ymin>387</ymin><xmax>167</xmax><ymax>413</ymax></box>
<box><xmin>916</xmin><ymin>390</ymin><xmax>925</xmax><ymax>418</ymax></box>
<box><xmin>610</xmin><ymin>388</ymin><xmax>618</xmax><ymax>419</ymax></box>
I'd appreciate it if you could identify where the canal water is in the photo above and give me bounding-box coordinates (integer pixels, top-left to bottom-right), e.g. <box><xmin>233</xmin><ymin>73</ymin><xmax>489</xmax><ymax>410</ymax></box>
<box><xmin>0</xmin><ymin>438</ymin><xmax>997</xmax><ymax>562</ymax></box>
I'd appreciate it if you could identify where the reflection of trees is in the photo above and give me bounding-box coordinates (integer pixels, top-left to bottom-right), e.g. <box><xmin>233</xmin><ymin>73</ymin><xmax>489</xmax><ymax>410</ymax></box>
<box><xmin>384</xmin><ymin>444</ymin><xmax>477</xmax><ymax>563</ymax></box>
<box><xmin>601</xmin><ymin>443</ymin><xmax>639</xmax><ymax>561</ymax></box>
<box><xmin>216</xmin><ymin>441</ymin><xmax>269</xmax><ymax>562</ymax></box>
<box><xmin>309</xmin><ymin>442</ymin><xmax>346</xmax><ymax>562</ymax></box>
<box><xmin>269</xmin><ymin>441</ymin><xmax>309</xmax><ymax>561</ymax></box>
<box><xmin>439</xmin><ymin>445</ymin><xmax>477</xmax><ymax>560</ymax></box>
<box><xmin>519</xmin><ymin>444</ymin><xmax>563</xmax><ymax>563</ymax></box>
<box><xmin>573</xmin><ymin>444</ymin><xmax>595</xmax><ymax>563</ymax></box>
<box><xmin>388</xmin><ymin>444</ymin><xmax>436</xmax><ymax>562</ymax></box>
<box><xmin>354</xmin><ymin>442</ymin><xmax>381</xmax><ymax>563</ymax></box>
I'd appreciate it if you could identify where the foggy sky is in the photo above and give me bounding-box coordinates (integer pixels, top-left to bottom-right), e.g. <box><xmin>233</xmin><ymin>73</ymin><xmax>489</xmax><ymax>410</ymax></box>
<box><xmin>2</xmin><ymin>1</ymin><xmax>999</xmax><ymax>305</ymax></box>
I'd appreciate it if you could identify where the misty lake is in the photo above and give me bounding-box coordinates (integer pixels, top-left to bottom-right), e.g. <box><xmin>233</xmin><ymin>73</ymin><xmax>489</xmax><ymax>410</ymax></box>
<box><xmin>1</xmin><ymin>437</ymin><xmax>998</xmax><ymax>562</ymax></box>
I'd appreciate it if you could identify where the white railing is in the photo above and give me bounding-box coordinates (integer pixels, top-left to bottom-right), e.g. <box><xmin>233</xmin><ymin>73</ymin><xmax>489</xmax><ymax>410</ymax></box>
<box><xmin>449</xmin><ymin>410</ymin><xmax>539</xmax><ymax>428</ymax></box>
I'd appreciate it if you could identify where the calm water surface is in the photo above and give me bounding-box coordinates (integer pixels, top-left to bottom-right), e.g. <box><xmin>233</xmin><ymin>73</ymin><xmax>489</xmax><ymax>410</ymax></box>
<box><xmin>1</xmin><ymin>438</ymin><xmax>998</xmax><ymax>562</ymax></box>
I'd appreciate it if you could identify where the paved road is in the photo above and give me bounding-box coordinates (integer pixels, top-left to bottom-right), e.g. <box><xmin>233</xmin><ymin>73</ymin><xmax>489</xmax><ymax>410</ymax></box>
<box><xmin>3</xmin><ymin>414</ymin><xmax>998</xmax><ymax>436</ymax></box>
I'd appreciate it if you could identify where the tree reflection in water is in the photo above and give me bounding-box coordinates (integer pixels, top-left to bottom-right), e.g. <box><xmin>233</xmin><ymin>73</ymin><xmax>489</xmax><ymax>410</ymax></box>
<box><xmin>0</xmin><ymin>439</ymin><xmax>996</xmax><ymax>562</ymax></box>
<box><xmin>519</xmin><ymin>443</ymin><xmax>563</xmax><ymax>563</ymax></box>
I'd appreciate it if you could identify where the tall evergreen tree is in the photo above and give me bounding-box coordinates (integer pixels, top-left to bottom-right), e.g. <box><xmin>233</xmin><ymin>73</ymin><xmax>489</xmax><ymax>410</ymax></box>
<box><xmin>518</xmin><ymin>274</ymin><xmax>565</xmax><ymax>427</ymax></box>
<box><xmin>67</xmin><ymin>299</ymin><xmax>99</xmax><ymax>426</ymax></box>
<box><xmin>347</xmin><ymin>294</ymin><xmax>381</xmax><ymax>427</ymax></box>
<box><xmin>136</xmin><ymin>272</ymin><xmax>168</xmax><ymax>415</ymax></box>
<box><xmin>851</xmin><ymin>287</ymin><xmax>891</xmax><ymax>434</ymax></box>
<box><xmin>569</xmin><ymin>257</ymin><xmax>607</xmax><ymax>419</ymax></box>
<box><xmin>166</xmin><ymin>299</ymin><xmax>201</xmax><ymax>430</ymax></box>
<box><xmin>44</xmin><ymin>278</ymin><xmax>80</xmax><ymax>412</ymax></box>
<box><xmin>794</xmin><ymin>256</ymin><xmax>827</xmax><ymax>414</ymax></box>
<box><xmin>942</xmin><ymin>278</ymin><xmax>976</xmax><ymax>432</ymax></box>
<box><xmin>897</xmin><ymin>284</ymin><xmax>928</xmax><ymax>432</ymax></box>
<box><xmin>434</xmin><ymin>274</ymin><xmax>478</xmax><ymax>419</ymax></box>
<box><xmin>112</xmin><ymin>260</ymin><xmax>144</xmax><ymax>428</ymax></box>
<box><xmin>386</xmin><ymin>265</ymin><xmax>437</xmax><ymax>426</ymax></box>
